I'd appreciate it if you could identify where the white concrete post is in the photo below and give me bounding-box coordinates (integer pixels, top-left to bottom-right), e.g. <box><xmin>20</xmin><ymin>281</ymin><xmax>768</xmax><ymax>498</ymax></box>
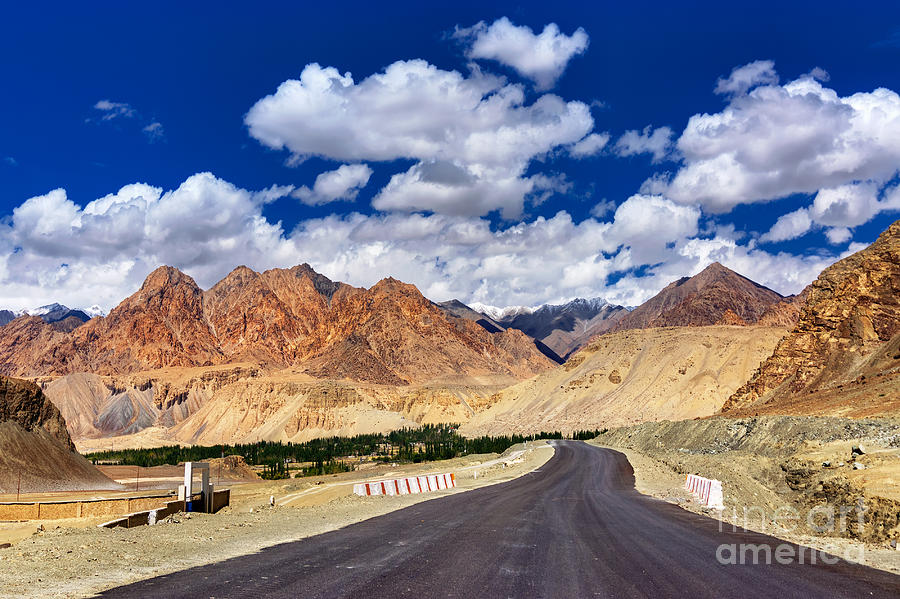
<box><xmin>184</xmin><ymin>462</ymin><xmax>194</xmax><ymax>496</ymax></box>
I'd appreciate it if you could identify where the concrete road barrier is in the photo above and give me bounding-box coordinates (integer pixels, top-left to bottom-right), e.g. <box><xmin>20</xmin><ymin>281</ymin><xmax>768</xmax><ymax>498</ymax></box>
<box><xmin>684</xmin><ymin>474</ymin><xmax>724</xmax><ymax>509</ymax></box>
<box><xmin>353</xmin><ymin>473</ymin><xmax>456</xmax><ymax>497</ymax></box>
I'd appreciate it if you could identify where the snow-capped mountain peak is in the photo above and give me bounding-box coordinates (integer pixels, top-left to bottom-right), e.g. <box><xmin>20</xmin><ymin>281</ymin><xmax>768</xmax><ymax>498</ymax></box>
<box><xmin>468</xmin><ymin>302</ymin><xmax>534</xmax><ymax>321</ymax></box>
<box><xmin>84</xmin><ymin>305</ymin><xmax>107</xmax><ymax>318</ymax></box>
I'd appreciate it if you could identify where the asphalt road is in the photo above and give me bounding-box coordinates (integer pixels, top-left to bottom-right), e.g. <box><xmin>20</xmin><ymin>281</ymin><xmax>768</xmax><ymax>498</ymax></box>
<box><xmin>100</xmin><ymin>441</ymin><xmax>900</xmax><ymax>598</ymax></box>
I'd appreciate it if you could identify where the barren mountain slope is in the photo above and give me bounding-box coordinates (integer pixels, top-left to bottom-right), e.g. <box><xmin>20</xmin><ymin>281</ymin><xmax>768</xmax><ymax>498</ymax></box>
<box><xmin>40</xmin><ymin>364</ymin><xmax>263</xmax><ymax>440</ymax></box>
<box><xmin>297</xmin><ymin>278</ymin><xmax>554</xmax><ymax>385</ymax></box>
<box><xmin>202</xmin><ymin>264</ymin><xmax>361</xmax><ymax>365</ymax></box>
<box><xmin>460</xmin><ymin>326</ymin><xmax>786</xmax><ymax>436</ymax></box>
<box><xmin>611</xmin><ymin>262</ymin><xmax>784</xmax><ymax>332</ymax></box>
<box><xmin>464</xmin><ymin>298</ymin><xmax>627</xmax><ymax>358</ymax></box>
<box><xmin>47</xmin><ymin>367</ymin><xmax>518</xmax><ymax>450</ymax></box>
<box><xmin>0</xmin><ymin>376</ymin><xmax>116</xmax><ymax>493</ymax></box>
<box><xmin>724</xmin><ymin>219</ymin><xmax>900</xmax><ymax>416</ymax></box>
<box><xmin>0</xmin><ymin>267</ymin><xmax>223</xmax><ymax>376</ymax></box>
<box><xmin>0</xmin><ymin>265</ymin><xmax>552</xmax><ymax>388</ymax></box>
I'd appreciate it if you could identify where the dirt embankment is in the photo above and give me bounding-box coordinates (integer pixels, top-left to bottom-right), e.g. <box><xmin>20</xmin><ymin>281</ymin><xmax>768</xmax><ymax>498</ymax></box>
<box><xmin>595</xmin><ymin>416</ymin><xmax>900</xmax><ymax>572</ymax></box>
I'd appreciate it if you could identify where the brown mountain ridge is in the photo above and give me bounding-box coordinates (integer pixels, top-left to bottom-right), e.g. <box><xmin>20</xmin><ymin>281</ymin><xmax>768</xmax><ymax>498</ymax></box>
<box><xmin>0</xmin><ymin>264</ymin><xmax>554</xmax><ymax>386</ymax></box>
<box><xmin>611</xmin><ymin>262</ymin><xmax>788</xmax><ymax>332</ymax></box>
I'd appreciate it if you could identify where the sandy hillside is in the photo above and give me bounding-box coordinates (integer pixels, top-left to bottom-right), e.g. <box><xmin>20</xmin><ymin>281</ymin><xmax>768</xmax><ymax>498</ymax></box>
<box><xmin>461</xmin><ymin>326</ymin><xmax>786</xmax><ymax>435</ymax></box>
<box><xmin>53</xmin><ymin>367</ymin><xmax>517</xmax><ymax>450</ymax></box>
<box><xmin>0</xmin><ymin>377</ymin><xmax>118</xmax><ymax>494</ymax></box>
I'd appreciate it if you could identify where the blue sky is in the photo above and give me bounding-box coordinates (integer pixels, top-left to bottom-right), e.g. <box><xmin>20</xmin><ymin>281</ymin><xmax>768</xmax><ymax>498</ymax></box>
<box><xmin>1</xmin><ymin>1</ymin><xmax>900</xmax><ymax>310</ymax></box>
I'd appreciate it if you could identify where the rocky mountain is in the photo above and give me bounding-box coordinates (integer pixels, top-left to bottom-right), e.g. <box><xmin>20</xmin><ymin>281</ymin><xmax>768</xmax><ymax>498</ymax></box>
<box><xmin>295</xmin><ymin>277</ymin><xmax>553</xmax><ymax>384</ymax></box>
<box><xmin>27</xmin><ymin>303</ymin><xmax>91</xmax><ymax>324</ymax></box>
<box><xmin>723</xmin><ymin>219</ymin><xmax>900</xmax><ymax>416</ymax></box>
<box><xmin>468</xmin><ymin>303</ymin><xmax>534</xmax><ymax>322</ymax></box>
<box><xmin>435</xmin><ymin>300</ymin><xmax>565</xmax><ymax>363</ymax></box>
<box><xmin>460</xmin><ymin>325</ymin><xmax>787</xmax><ymax>436</ymax></box>
<box><xmin>611</xmin><ymin>262</ymin><xmax>786</xmax><ymax>332</ymax></box>
<box><xmin>0</xmin><ymin>264</ymin><xmax>554</xmax><ymax>384</ymax></box>
<box><xmin>0</xmin><ymin>303</ymin><xmax>91</xmax><ymax>331</ymax></box>
<box><xmin>0</xmin><ymin>375</ymin><xmax>115</xmax><ymax>493</ymax></box>
<box><xmin>464</xmin><ymin>297</ymin><xmax>627</xmax><ymax>359</ymax></box>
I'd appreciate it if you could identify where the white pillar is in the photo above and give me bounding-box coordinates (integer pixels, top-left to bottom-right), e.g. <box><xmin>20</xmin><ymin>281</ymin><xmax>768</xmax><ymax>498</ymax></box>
<box><xmin>184</xmin><ymin>462</ymin><xmax>194</xmax><ymax>496</ymax></box>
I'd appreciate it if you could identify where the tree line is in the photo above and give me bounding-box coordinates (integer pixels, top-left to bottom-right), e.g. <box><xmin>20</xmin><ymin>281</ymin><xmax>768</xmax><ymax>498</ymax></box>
<box><xmin>87</xmin><ymin>425</ymin><xmax>577</xmax><ymax>470</ymax></box>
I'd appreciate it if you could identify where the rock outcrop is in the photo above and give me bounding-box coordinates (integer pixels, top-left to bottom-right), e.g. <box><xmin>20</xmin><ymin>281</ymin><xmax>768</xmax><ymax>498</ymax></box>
<box><xmin>723</xmin><ymin>220</ymin><xmax>900</xmax><ymax>414</ymax></box>
<box><xmin>0</xmin><ymin>376</ymin><xmax>74</xmax><ymax>450</ymax></box>
<box><xmin>611</xmin><ymin>262</ymin><xmax>785</xmax><ymax>332</ymax></box>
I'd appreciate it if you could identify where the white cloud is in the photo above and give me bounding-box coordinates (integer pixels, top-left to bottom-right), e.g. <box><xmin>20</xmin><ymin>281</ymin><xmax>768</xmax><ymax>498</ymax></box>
<box><xmin>570</xmin><ymin>132</ymin><xmax>610</xmax><ymax>157</ymax></box>
<box><xmin>760</xmin><ymin>181</ymin><xmax>900</xmax><ymax>244</ymax></box>
<box><xmin>2</xmin><ymin>172</ymin><xmax>839</xmax><ymax>313</ymax></box>
<box><xmin>0</xmin><ymin>174</ymin><xmax>296</xmax><ymax>310</ymax></box>
<box><xmin>93</xmin><ymin>100</ymin><xmax>136</xmax><ymax>120</ymax></box>
<box><xmin>245</xmin><ymin>60</ymin><xmax>594</xmax><ymax>217</ymax></box>
<box><xmin>614</xmin><ymin>126</ymin><xmax>674</xmax><ymax>163</ymax></box>
<box><xmin>810</xmin><ymin>182</ymin><xmax>883</xmax><ymax>228</ymax></box>
<box><xmin>456</xmin><ymin>17</ymin><xmax>589</xmax><ymax>90</ymax></box>
<box><xmin>760</xmin><ymin>208</ymin><xmax>812</xmax><ymax>243</ymax></box>
<box><xmin>666</xmin><ymin>69</ymin><xmax>900</xmax><ymax>213</ymax></box>
<box><xmin>293</xmin><ymin>164</ymin><xmax>372</xmax><ymax>206</ymax></box>
<box><xmin>142</xmin><ymin>122</ymin><xmax>165</xmax><ymax>141</ymax></box>
<box><xmin>825</xmin><ymin>227</ymin><xmax>852</xmax><ymax>245</ymax></box>
<box><xmin>589</xmin><ymin>199</ymin><xmax>615</xmax><ymax>219</ymax></box>
<box><xmin>714</xmin><ymin>60</ymin><xmax>778</xmax><ymax>96</ymax></box>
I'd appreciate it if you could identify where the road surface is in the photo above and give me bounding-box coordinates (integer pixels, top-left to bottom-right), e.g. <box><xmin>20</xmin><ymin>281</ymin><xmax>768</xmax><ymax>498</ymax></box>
<box><xmin>100</xmin><ymin>441</ymin><xmax>900</xmax><ymax>598</ymax></box>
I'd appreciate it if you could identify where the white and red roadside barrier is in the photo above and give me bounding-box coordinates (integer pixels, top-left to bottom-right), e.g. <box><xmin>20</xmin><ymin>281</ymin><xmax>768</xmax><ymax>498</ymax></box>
<box><xmin>353</xmin><ymin>473</ymin><xmax>456</xmax><ymax>497</ymax></box>
<box><xmin>685</xmin><ymin>474</ymin><xmax>724</xmax><ymax>510</ymax></box>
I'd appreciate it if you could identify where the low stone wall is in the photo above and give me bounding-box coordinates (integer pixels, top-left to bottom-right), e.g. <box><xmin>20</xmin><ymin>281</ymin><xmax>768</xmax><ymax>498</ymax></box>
<box><xmin>100</xmin><ymin>499</ymin><xmax>183</xmax><ymax>529</ymax></box>
<box><xmin>99</xmin><ymin>489</ymin><xmax>230</xmax><ymax>529</ymax></box>
<box><xmin>0</xmin><ymin>492</ymin><xmax>174</xmax><ymax>522</ymax></box>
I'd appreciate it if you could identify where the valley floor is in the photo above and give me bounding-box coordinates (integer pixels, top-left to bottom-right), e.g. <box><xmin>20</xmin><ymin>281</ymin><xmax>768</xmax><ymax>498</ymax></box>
<box><xmin>0</xmin><ymin>442</ymin><xmax>553</xmax><ymax>599</ymax></box>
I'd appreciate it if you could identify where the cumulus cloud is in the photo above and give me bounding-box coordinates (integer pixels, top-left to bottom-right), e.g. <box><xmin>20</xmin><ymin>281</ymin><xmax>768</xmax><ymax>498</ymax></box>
<box><xmin>760</xmin><ymin>208</ymin><xmax>813</xmax><ymax>243</ymax></box>
<box><xmin>0</xmin><ymin>171</ymin><xmax>837</xmax><ymax>313</ymax></box>
<box><xmin>760</xmin><ymin>181</ymin><xmax>900</xmax><ymax>244</ymax></box>
<box><xmin>665</xmin><ymin>68</ymin><xmax>900</xmax><ymax>213</ymax></box>
<box><xmin>714</xmin><ymin>60</ymin><xmax>778</xmax><ymax>96</ymax></box>
<box><xmin>614</xmin><ymin>126</ymin><xmax>674</xmax><ymax>163</ymax></box>
<box><xmin>825</xmin><ymin>227</ymin><xmax>852</xmax><ymax>244</ymax></box>
<box><xmin>245</xmin><ymin>60</ymin><xmax>594</xmax><ymax>217</ymax></box>
<box><xmin>293</xmin><ymin>164</ymin><xmax>372</xmax><ymax>206</ymax></box>
<box><xmin>570</xmin><ymin>132</ymin><xmax>610</xmax><ymax>157</ymax></box>
<box><xmin>455</xmin><ymin>17</ymin><xmax>589</xmax><ymax>90</ymax></box>
<box><xmin>0</xmin><ymin>174</ymin><xmax>296</xmax><ymax>309</ymax></box>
